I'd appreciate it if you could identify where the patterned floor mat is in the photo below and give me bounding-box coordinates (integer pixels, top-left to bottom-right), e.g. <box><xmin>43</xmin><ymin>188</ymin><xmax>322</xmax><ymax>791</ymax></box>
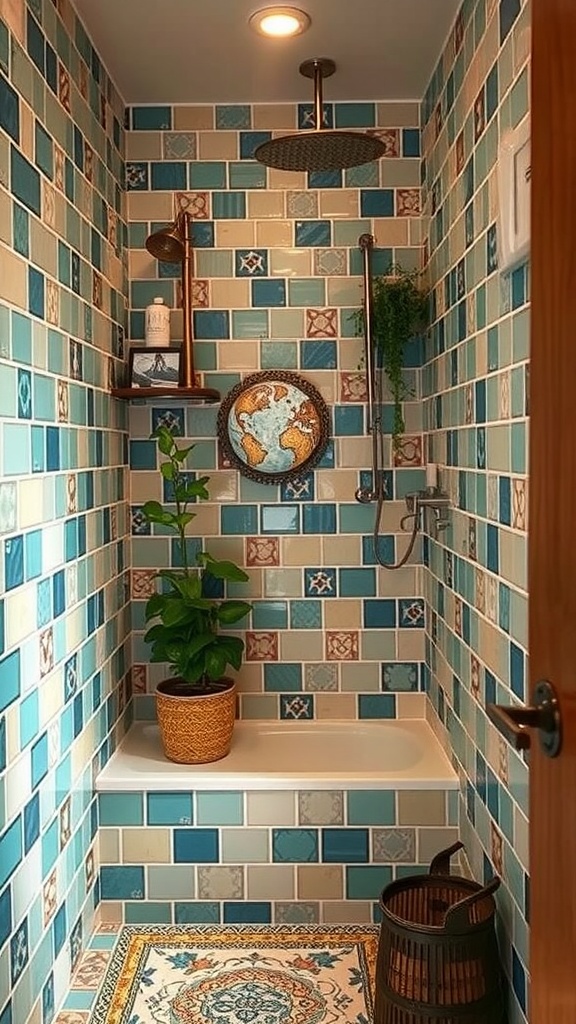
<box><xmin>87</xmin><ymin>924</ymin><xmax>380</xmax><ymax>1024</ymax></box>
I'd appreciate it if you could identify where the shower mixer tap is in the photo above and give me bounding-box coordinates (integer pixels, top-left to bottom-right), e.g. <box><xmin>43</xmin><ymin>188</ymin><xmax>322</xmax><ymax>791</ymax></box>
<box><xmin>404</xmin><ymin>489</ymin><xmax>451</xmax><ymax>535</ymax></box>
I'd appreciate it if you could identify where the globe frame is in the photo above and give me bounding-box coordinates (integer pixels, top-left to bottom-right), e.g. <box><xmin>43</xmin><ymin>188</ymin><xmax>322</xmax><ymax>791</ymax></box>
<box><xmin>216</xmin><ymin>370</ymin><xmax>330</xmax><ymax>484</ymax></box>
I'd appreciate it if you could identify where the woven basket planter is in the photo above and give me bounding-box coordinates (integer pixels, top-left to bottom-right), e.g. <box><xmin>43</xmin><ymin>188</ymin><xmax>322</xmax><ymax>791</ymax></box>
<box><xmin>155</xmin><ymin>677</ymin><xmax>236</xmax><ymax>764</ymax></box>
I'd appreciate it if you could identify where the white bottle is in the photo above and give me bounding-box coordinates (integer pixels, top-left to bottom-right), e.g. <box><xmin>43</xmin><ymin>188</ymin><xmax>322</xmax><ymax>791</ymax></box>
<box><xmin>145</xmin><ymin>297</ymin><xmax>170</xmax><ymax>347</ymax></box>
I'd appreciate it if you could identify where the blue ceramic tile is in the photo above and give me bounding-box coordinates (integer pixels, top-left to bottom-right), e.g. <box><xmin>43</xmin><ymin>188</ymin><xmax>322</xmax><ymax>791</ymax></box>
<box><xmin>308</xmin><ymin>169</ymin><xmax>342</xmax><ymax>189</ymax></box>
<box><xmin>229</xmin><ymin>162</ymin><xmax>266</xmax><ymax>188</ymax></box>
<box><xmin>151</xmin><ymin>162</ymin><xmax>187</xmax><ymax>190</ymax></box>
<box><xmin>264</xmin><ymin>663</ymin><xmax>302</xmax><ymax>692</ymax></box>
<box><xmin>299</xmin><ymin>499</ymin><xmax>337</xmax><ymax>536</ymax></box>
<box><xmin>176</xmin><ymin>902</ymin><xmax>221</xmax><ymax>924</ymax></box>
<box><xmin>174</xmin><ymin>829</ymin><xmax>219</xmax><ymax>863</ymax></box>
<box><xmin>196</xmin><ymin>792</ymin><xmax>244</xmax><ymax>826</ymax></box>
<box><xmin>500</xmin><ymin>0</ymin><xmax>521</xmax><ymax>42</ymax></box>
<box><xmin>193</xmin><ymin>310</ymin><xmax>230</xmax><ymax>339</ymax></box>
<box><xmin>252</xmin><ymin>279</ymin><xmax>286</xmax><ymax>307</ymax></box>
<box><xmin>24</xmin><ymin>529</ymin><xmax>42</xmax><ymax>580</ymax></box>
<box><xmin>334</xmin><ymin>102</ymin><xmax>375</xmax><ymax>128</ymax></box>
<box><xmin>11</xmin><ymin>146</ymin><xmax>41</xmax><ymax>216</ymax></box>
<box><xmin>295</xmin><ymin>221</ymin><xmax>331</xmax><ymax>247</ymax></box>
<box><xmin>216</xmin><ymin>105</ymin><xmax>250</xmax><ymax>129</ymax></box>
<box><xmin>235</xmin><ymin>249</ymin><xmax>267</xmax><ymax>277</ymax></box>
<box><xmin>510</xmin><ymin>642</ymin><xmax>525</xmax><ymax>701</ymax></box>
<box><xmin>0</xmin><ymin>74</ymin><xmax>19</xmax><ymax>143</ymax></box>
<box><xmin>100</xmin><ymin>866</ymin><xmax>145</xmax><ymax>900</ymax></box>
<box><xmin>339</xmin><ymin>568</ymin><xmax>376</xmax><ymax>597</ymax></box>
<box><xmin>147</xmin><ymin>792</ymin><xmax>193</xmax><ymax>826</ymax></box>
<box><xmin>289</xmin><ymin>600</ymin><xmax>322</xmax><ymax>629</ymax></box>
<box><xmin>272</xmin><ymin>829</ymin><xmax>318</xmax><ymax>862</ymax></box>
<box><xmin>334</xmin><ymin>405</ymin><xmax>364</xmax><ymax>436</ymax></box>
<box><xmin>28</xmin><ymin>268</ymin><xmax>44</xmax><ymax>319</ymax></box>
<box><xmin>212</xmin><ymin>192</ymin><xmax>246</xmax><ymax>219</ymax></box>
<box><xmin>99</xmin><ymin>793</ymin><xmax>144</xmax><ymax>826</ymax></box>
<box><xmin>0</xmin><ymin>816</ymin><xmax>22</xmax><ymax>888</ymax></box>
<box><xmin>26</xmin><ymin>11</ymin><xmax>44</xmax><ymax>72</ymax></box>
<box><xmin>252</xmin><ymin>601</ymin><xmax>288</xmax><ymax>629</ymax></box>
<box><xmin>260</xmin><ymin>505</ymin><xmax>299</xmax><ymax>534</ymax></box>
<box><xmin>132</xmin><ymin>106</ymin><xmax>171</xmax><ymax>129</ymax></box>
<box><xmin>363</xmin><ymin>535</ymin><xmax>395</xmax><ymax>566</ymax></box>
<box><xmin>240</xmin><ymin>131</ymin><xmax>271</xmax><ymax>159</ymax></box>
<box><xmin>322</xmin><ymin>828</ymin><xmax>369</xmax><ymax>862</ymax></box>
<box><xmin>347</xmin><ymin>866</ymin><xmax>393</xmax><ymax>900</ymax></box>
<box><xmin>298</xmin><ymin>103</ymin><xmax>332</xmax><ymax>129</ymax></box>
<box><xmin>305</xmin><ymin>567</ymin><xmax>336</xmax><ymax>597</ymax></box>
<box><xmin>23</xmin><ymin>793</ymin><xmax>39</xmax><ymax>853</ymax></box>
<box><xmin>402</xmin><ymin>129</ymin><xmax>421</xmax><ymax>157</ymax></box>
<box><xmin>281</xmin><ymin>473</ymin><xmax>314</xmax><ymax>502</ymax></box>
<box><xmin>399</xmin><ymin>598</ymin><xmax>425</xmax><ymax>628</ymax></box>
<box><xmin>347</xmin><ymin>790</ymin><xmax>395</xmax><ymax>825</ymax></box>
<box><xmin>360</xmin><ymin>190</ymin><xmax>394</xmax><ymax>217</ymax></box>
<box><xmin>5</xmin><ymin>535</ymin><xmax>24</xmax><ymax>590</ymax></box>
<box><xmin>0</xmin><ymin>651</ymin><xmax>20</xmax><ymax>712</ymax></box>
<box><xmin>301</xmin><ymin>340</ymin><xmax>337</xmax><ymax>370</ymax></box>
<box><xmin>189</xmin><ymin>162</ymin><xmax>227</xmax><ymax>189</ymax></box>
<box><xmin>191</xmin><ymin>221</ymin><xmax>215</xmax><ymax>247</ymax></box>
<box><xmin>382</xmin><ymin>663</ymin><xmax>420</xmax><ymax>692</ymax></box>
<box><xmin>363</xmin><ymin>599</ymin><xmax>396</xmax><ymax>628</ymax></box>
<box><xmin>358</xmin><ymin>695</ymin><xmax>397</xmax><ymax>719</ymax></box>
<box><xmin>280</xmin><ymin>694</ymin><xmax>314</xmax><ymax>720</ymax></box>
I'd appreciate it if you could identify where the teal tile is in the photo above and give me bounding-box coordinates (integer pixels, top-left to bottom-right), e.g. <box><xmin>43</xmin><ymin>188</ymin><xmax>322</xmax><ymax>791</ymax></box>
<box><xmin>130</xmin><ymin>280</ymin><xmax>174</xmax><ymax>309</ymax></box>
<box><xmin>338</xmin><ymin>503</ymin><xmax>378</xmax><ymax>533</ymax></box>
<box><xmin>11</xmin><ymin>145</ymin><xmax>41</xmax><ymax>215</ymax></box>
<box><xmin>195</xmin><ymin>250</ymin><xmax>233</xmax><ymax>278</ymax></box>
<box><xmin>196</xmin><ymin>792</ymin><xmax>244</xmax><ymax>826</ymax></box>
<box><xmin>345</xmin><ymin>163</ymin><xmax>379</xmax><ymax>187</ymax></box>
<box><xmin>11</xmin><ymin>312</ymin><xmax>32</xmax><ymax>364</ymax></box>
<box><xmin>216</xmin><ymin>105</ymin><xmax>250</xmax><ymax>129</ymax></box>
<box><xmin>212</xmin><ymin>192</ymin><xmax>246</xmax><ymax>219</ymax></box>
<box><xmin>347</xmin><ymin>790</ymin><xmax>396</xmax><ymax>825</ymax></box>
<box><xmin>99</xmin><ymin>793</ymin><xmax>144</xmax><ymax>825</ymax></box>
<box><xmin>35</xmin><ymin>120</ymin><xmax>53</xmax><ymax>179</ymax></box>
<box><xmin>338</xmin><ymin>568</ymin><xmax>376</xmax><ymax>597</ymax></box>
<box><xmin>288</xmin><ymin>278</ymin><xmax>326</xmax><ymax>307</ymax></box>
<box><xmin>33</xmin><ymin>374</ymin><xmax>55</xmax><ymax>421</ymax></box>
<box><xmin>252</xmin><ymin>601</ymin><xmax>288</xmax><ymax>630</ymax></box>
<box><xmin>0</xmin><ymin>19</ymin><xmax>8</xmax><ymax>74</ymax></box>
<box><xmin>189</xmin><ymin>161</ymin><xmax>227</xmax><ymax>189</ymax></box>
<box><xmin>232</xmin><ymin>310</ymin><xmax>269</xmax><ymax>339</ymax></box>
<box><xmin>261</xmin><ymin>341</ymin><xmax>297</xmax><ymax>369</ymax></box>
<box><xmin>261</xmin><ymin>505</ymin><xmax>299</xmax><ymax>534</ymax></box>
<box><xmin>272</xmin><ymin>828</ymin><xmax>318</xmax><ymax>862</ymax></box>
<box><xmin>125</xmin><ymin>903</ymin><xmax>172</xmax><ymax>924</ymax></box>
<box><xmin>335</xmin><ymin>102</ymin><xmax>376</xmax><ymax>128</ymax></box>
<box><xmin>229</xmin><ymin>162</ymin><xmax>266</xmax><ymax>189</ymax></box>
<box><xmin>13</xmin><ymin>203</ymin><xmax>29</xmax><ymax>258</ymax></box>
<box><xmin>347</xmin><ymin>866</ymin><xmax>393</xmax><ymax>899</ymax></box>
<box><xmin>147</xmin><ymin>792</ymin><xmax>193</xmax><ymax>825</ymax></box>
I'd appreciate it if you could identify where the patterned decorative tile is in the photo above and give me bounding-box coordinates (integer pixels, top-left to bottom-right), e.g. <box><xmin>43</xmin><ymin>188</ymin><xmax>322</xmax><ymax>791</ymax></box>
<box><xmin>381</xmin><ymin>663</ymin><xmax>419</xmax><ymax>692</ymax></box>
<box><xmin>131</xmin><ymin>569</ymin><xmax>158</xmax><ymax>600</ymax></box>
<box><xmin>43</xmin><ymin>870</ymin><xmax>57</xmax><ymax>924</ymax></box>
<box><xmin>281</xmin><ymin>474</ymin><xmax>314</xmax><ymax>501</ymax></box>
<box><xmin>245</xmin><ymin>632</ymin><xmax>279</xmax><ymax>661</ymax></box>
<box><xmin>340</xmin><ymin>373</ymin><xmax>367</xmax><ymax>403</ymax></box>
<box><xmin>298</xmin><ymin>791</ymin><xmax>344</xmax><ymax>826</ymax></box>
<box><xmin>164</xmin><ymin>132</ymin><xmax>197</xmax><ymax>159</ymax></box>
<box><xmin>176</xmin><ymin>191</ymin><xmax>210</xmax><ymax>219</ymax></box>
<box><xmin>305</xmin><ymin>568</ymin><xmax>336</xmax><ymax>597</ymax></box>
<box><xmin>396</xmin><ymin>189</ymin><xmax>421</xmax><ymax>216</ymax></box>
<box><xmin>236</xmin><ymin>249</ymin><xmax>267</xmax><ymax>277</ymax></box>
<box><xmin>39</xmin><ymin>626</ymin><xmax>54</xmax><ymax>677</ymax></box>
<box><xmin>280</xmin><ymin>695</ymin><xmax>314</xmax><ymax>720</ymax></box>
<box><xmin>393</xmin><ymin>435</ymin><xmax>422</xmax><ymax>467</ymax></box>
<box><xmin>512</xmin><ymin>478</ymin><xmax>527</xmax><ymax>530</ymax></box>
<box><xmin>72</xmin><ymin>950</ymin><xmax>110</xmax><ymax>989</ymax></box>
<box><xmin>246</xmin><ymin>537</ymin><xmax>280</xmax><ymax>567</ymax></box>
<box><xmin>399</xmin><ymin>599</ymin><xmax>425</xmax><ymax>628</ymax></box>
<box><xmin>326</xmin><ymin>631</ymin><xmax>359</xmax><ymax>661</ymax></box>
<box><xmin>313</xmin><ymin>249</ymin><xmax>347</xmax><ymax>276</ymax></box>
<box><xmin>304</xmin><ymin>664</ymin><xmax>338</xmax><ymax>692</ymax></box>
<box><xmin>471</xmin><ymin>655</ymin><xmax>481</xmax><ymax>701</ymax></box>
<box><xmin>372</xmin><ymin>829</ymin><xmax>416</xmax><ymax>862</ymax></box>
<box><xmin>306</xmin><ymin>308</ymin><xmax>337</xmax><ymax>338</ymax></box>
<box><xmin>131</xmin><ymin>665</ymin><xmax>147</xmax><ymax>694</ymax></box>
<box><xmin>197</xmin><ymin>866</ymin><xmax>244</xmax><ymax>900</ymax></box>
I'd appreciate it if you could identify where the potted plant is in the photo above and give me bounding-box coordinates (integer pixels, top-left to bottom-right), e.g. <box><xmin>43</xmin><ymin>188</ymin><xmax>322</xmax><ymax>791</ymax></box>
<box><xmin>356</xmin><ymin>264</ymin><xmax>428</xmax><ymax>450</ymax></box>
<box><xmin>141</xmin><ymin>425</ymin><xmax>252</xmax><ymax>764</ymax></box>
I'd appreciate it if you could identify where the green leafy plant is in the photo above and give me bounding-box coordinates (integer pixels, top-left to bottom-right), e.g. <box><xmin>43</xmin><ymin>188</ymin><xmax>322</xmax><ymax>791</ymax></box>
<box><xmin>141</xmin><ymin>425</ymin><xmax>252</xmax><ymax>691</ymax></box>
<box><xmin>355</xmin><ymin>264</ymin><xmax>428</xmax><ymax>449</ymax></box>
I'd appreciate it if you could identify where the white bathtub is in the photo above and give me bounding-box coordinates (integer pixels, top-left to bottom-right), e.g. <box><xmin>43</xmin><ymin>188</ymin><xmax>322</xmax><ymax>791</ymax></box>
<box><xmin>96</xmin><ymin>719</ymin><xmax>458</xmax><ymax>792</ymax></box>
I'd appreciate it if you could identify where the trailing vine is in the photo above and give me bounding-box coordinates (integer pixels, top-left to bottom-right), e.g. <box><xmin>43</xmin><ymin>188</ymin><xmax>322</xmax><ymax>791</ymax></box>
<box><xmin>355</xmin><ymin>264</ymin><xmax>428</xmax><ymax>449</ymax></box>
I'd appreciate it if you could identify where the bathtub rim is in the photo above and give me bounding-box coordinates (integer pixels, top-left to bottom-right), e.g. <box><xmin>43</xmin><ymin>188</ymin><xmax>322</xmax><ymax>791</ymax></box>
<box><xmin>96</xmin><ymin>719</ymin><xmax>459</xmax><ymax>792</ymax></box>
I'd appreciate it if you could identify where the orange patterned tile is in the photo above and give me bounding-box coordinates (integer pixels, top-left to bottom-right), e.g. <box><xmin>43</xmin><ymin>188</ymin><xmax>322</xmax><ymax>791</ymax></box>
<box><xmin>326</xmin><ymin>631</ymin><xmax>359</xmax><ymax>661</ymax></box>
<box><xmin>245</xmin><ymin>632</ymin><xmax>278</xmax><ymax>661</ymax></box>
<box><xmin>246</xmin><ymin>537</ymin><xmax>280</xmax><ymax>567</ymax></box>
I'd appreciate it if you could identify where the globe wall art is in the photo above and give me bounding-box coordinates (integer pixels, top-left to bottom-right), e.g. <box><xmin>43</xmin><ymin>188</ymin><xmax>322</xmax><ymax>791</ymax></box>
<box><xmin>217</xmin><ymin>371</ymin><xmax>330</xmax><ymax>484</ymax></box>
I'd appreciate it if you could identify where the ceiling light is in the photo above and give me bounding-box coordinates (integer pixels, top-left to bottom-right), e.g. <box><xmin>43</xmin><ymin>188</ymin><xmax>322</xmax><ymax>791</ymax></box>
<box><xmin>249</xmin><ymin>7</ymin><xmax>311</xmax><ymax>38</ymax></box>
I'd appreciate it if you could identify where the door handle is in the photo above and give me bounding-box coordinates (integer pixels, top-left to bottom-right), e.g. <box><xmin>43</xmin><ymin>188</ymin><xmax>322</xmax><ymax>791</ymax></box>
<box><xmin>486</xmin><ymin>680</ymin><xmax>562</xmax><ymax>758</ymax></box>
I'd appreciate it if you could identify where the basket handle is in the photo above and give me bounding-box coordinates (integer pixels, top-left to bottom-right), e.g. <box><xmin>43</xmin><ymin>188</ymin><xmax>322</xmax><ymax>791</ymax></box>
<box><xmin>429</xmin><ymin>841</ymin><xmax>464</xmax><ymax>876</ymax></box>
<box><xmin>444</xmin><ymin>877</ymin><xmax>501</xmax><ymax>932</ymax></box>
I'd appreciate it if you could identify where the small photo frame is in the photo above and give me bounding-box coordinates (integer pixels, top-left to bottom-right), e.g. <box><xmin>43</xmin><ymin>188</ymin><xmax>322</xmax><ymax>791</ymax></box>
<box><xmin>497</xmin><ymin>116</ymin><xmax>531</xmax><ymax>273</ymax></box>
<box><xmin>217</xmin><ymin>370</ymin><xmax>330</xmax><ymax>484</ymax></box>
<box><xmin>128</xmin><ymin>346</ymin><xmax>182</xmax><ymax>389</ymax></box>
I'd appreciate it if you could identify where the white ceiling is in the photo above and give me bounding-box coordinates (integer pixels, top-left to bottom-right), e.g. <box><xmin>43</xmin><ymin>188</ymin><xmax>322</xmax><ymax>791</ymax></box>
<box><xmin>74</xmin><ymin>0</ymin><xmax>460</xmax><ymax>105</ymax></box>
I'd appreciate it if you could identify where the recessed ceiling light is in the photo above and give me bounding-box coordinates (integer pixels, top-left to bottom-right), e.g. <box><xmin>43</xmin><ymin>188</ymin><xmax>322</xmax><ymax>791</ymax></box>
<box><xmin>249</xmin><ymin>7</ymin><xmax>311</xmax><ymax>38</ymax></box>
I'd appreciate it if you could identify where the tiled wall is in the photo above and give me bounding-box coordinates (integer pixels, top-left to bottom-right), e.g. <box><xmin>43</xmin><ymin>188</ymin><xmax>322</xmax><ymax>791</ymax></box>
<box><xmin>126</xmin><ymin>101</ymin><xmax>430</xmax><ymax>721</ymax></box>
<box><xmin>421</xmin><ymin>0</ymin><xmax>530</xmax><ymax>1021</ymax></box>
<box><xmin>0</xmin><ymin>2</ymin><xmax>129</xmax><ymax>1023</ymax></box>
<box><xmin>97</xmin><ymin>785</ymin><xmax>458</xmax><ymax>926</ymax></box>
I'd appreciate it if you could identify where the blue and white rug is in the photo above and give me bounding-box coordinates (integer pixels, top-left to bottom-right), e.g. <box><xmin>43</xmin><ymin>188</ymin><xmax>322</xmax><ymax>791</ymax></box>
<box><xmin>89</xmin><ymin>924</ymin><xmax>379</xmax><ymax>1024</ymax></box>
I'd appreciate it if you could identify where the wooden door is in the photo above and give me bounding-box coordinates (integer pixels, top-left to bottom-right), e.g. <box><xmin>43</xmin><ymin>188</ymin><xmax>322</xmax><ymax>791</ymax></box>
<box><xmin>530</xmin><ymin>0</ymin><xmax>576</xmax><ymax>1019</ymax></box>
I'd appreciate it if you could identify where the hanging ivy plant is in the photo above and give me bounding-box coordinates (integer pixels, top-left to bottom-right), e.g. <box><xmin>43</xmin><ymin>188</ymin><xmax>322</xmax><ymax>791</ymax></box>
<box><xmin>355</xmin><ymin>264</ymin><xmax>428</xmax><ymax>449</ymax></box>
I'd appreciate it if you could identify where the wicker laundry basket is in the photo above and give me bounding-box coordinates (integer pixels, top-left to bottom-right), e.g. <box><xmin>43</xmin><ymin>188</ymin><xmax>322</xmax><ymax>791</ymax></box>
<box><xmin>374</xmin><ymin>842</ymin><xmax>505</xmax><ymax>1024</ymax></box>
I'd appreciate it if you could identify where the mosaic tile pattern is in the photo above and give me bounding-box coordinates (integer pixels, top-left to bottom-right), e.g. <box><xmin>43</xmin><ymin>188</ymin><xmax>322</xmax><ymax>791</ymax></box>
<box><xmin>0</xmin><ymin>3</ymin><xmax>129</xmax><ymax>1024</ymax></box>
<box><xmin>97</xmin><ymin>787</ymin><xmax>457</xmax><ymax>924</ymax></box>
<box><xmin>421</xmin><ymin>1</ymin><xmax>530</xmax><ymax>1021</ymax></box>
<box><xmin>126</xmin><ymin>100</ymin><xmax>427</xmax><ymax>719</ymax></box>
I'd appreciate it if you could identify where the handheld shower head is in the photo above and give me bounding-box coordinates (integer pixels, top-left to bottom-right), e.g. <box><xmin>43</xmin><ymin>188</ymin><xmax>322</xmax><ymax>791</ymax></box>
<box><xmin>145</xmin><ymin>216</ymin><xmax>186</xmax><ymax>263</ymax></box>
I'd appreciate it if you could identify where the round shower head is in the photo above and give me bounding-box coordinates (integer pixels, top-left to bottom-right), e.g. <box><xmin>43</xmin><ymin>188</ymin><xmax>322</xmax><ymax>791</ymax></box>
<box><xmin>255</xmin><ymin>58</ymin><xmax>386</xmax><ymax>172</ymax></box>
<box><xmin>146</xmin><ymin>219</ymin><xmax>186</xmax><ymax>263</ymax></box>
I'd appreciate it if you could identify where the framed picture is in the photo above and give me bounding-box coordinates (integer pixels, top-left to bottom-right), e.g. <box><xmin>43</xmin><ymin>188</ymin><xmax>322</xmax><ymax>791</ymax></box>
<box><xmin>128</xmin><ymin>346</ymin><xmax>182</xmax><ymax>389</ymax></box>
<box><xmin>497</xmin><ymin>116</ymin><xmax>531</xmax><ymax>273</ymax></box>
<box><xmin>217</xmin><ymin>370</ymin><xmax>330</xmax><ymax>484</ymax></box>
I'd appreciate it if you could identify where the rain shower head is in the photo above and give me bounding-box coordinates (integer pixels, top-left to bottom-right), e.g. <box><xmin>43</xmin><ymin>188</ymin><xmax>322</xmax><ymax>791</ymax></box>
<box><xmin>146</xmin><ymin>216</ymin><xmax>186</xmax><ymax>263</ymax></box>
<box><xmin>255</xmin><ymin>58</ymin><xmax>386</xmax><ymax>172</ymax></box>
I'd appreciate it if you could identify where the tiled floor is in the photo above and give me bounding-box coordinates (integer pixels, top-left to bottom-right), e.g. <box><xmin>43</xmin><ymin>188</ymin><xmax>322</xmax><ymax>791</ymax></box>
<box><xmin>55</xmin><ymin>926</ymin><xmax>119</xmax><ymax>1024</ymax></box>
